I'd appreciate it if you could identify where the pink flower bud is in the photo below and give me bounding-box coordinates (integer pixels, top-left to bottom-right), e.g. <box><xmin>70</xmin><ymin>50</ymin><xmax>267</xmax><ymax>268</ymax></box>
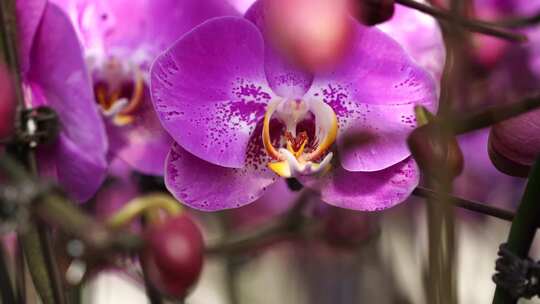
<box><xmin>266</xmin><ymin>0</ymin><xmax>354</xmax><ymax>71</ymax></box>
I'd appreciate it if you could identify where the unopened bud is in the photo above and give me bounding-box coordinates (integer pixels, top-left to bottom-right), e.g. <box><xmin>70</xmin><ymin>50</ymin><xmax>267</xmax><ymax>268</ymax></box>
<box><xmin>355</xmin><ymin>0</ymin><xmax>395</xmax><ymax>26</ymax></box>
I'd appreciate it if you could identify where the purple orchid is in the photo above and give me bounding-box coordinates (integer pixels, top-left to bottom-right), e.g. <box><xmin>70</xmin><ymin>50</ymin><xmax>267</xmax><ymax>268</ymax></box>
<box><xmin>477</xmin><ymin>0</ymin><xmax>540</xmax><ymax>176</ymax></box>
<box><xmin>151</xmin><ymin>0</ymin><xmax>440</xmax><ymax>211</ymax></box>
<box><xmin>16</xmin><ymin>0</ymin><xmax>107</xmax><ymax>202</ymax></box>
<box><xmin>50</xmin><ymin>0</ymin><xmax>238</xmax><ymax>175</ymax></box>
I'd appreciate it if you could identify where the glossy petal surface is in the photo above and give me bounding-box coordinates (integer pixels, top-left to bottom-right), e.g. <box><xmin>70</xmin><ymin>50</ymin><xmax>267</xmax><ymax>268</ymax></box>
<box><xmin>302</xmin><ymin>157</ymin><xmax>419</xmax><ymax>211</ymax></box>
<box><xmin>151</xmin><ymin>17</ymin><xmax>274</xmax><ymax>168</ymax></box>
<box><xmin>165</xmin><ymin>142</ymin><xmax>276</xmax><ymax>211</ymax></box>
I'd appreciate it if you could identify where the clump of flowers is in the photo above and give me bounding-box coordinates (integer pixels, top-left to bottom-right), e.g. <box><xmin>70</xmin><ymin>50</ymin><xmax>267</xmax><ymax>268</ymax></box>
<box><xmin>150</xmin><ymin>0</ymin><xmax>441</xmax><ymax>211</ymax></box>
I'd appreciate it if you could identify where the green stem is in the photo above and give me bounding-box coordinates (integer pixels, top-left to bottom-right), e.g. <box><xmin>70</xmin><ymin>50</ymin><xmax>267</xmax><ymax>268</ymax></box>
<box><xmin>492</xmin><ymin>156</ymin><xmax>540</xmax><ymax>304</ymax></box>
<box><xmin>18</xmin><ymin>226</ymin><xmax>55</xmax><ymax>304</ymax></box>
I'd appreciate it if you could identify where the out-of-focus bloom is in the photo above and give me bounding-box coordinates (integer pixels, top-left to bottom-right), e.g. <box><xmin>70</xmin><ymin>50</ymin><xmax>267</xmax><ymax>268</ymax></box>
<box><xmin>264</xmin><ymin>0</ymin><xmax>355</xmax><ymax>71</ymax></box>
<box><xmin>484</xmin><ymin>1</ymin><xmax>540</xmax><ymax>176</ymax></box>
<box><xmin>16</xmin><ymin>0</ymin><xmax>107</xmax><ymax>202</ymax></box>
<box><xmin>0</xmin><ymin>64</ymin><xmax>14</xmax><ymax>140</ymax></box>
<box><xmin>151</xmin><ymin>0</ymin><xmax>440</xmax><ymax>211</ymax></box>
<box><xmin>51</xmin><ymin>0</ymin><xmax>238</xmax><ymax>175</ymax></box>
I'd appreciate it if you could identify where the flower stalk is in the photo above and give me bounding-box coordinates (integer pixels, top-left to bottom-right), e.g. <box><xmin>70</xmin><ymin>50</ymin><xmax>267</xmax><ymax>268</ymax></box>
<box><xmin>492</xmin><ymin>155</ymin><xmax>540</xmax><ymax>304</ymax></box>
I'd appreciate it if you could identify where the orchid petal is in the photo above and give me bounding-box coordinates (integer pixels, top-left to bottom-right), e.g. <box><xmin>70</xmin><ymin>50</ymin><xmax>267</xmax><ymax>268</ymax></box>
<box><xmin>27</xmin><ymin>3</ymin><xmax>107</xmax><ymax>202</ymax></box>
<box><xmin>245</xmin><ymin>0</ymin><xmax>314</xmax><ymax>99</ymax></box>
<box><xmin>165</xmin><ymin>142</ymin><xmax>276</xmax><ymax>211</ymax></box>
<box><xmin>301</xmin><ymin>157</ymin><xmax>419</xmax><ymax>211</ymax></box>
<box><xmin>306</xmin><ymin>23</ymin><xmax>437</xmax><ymax>171</ymax></box>
<box><xmin>151</xmin><ymin>17</ymin><xmax>274</xmax><ymax>168</ymax></box>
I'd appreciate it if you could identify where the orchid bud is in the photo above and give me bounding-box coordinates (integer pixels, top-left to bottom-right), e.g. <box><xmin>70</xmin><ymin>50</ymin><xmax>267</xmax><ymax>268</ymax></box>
<box><xmin>142</xmin><ymin>214</ymin><xmax>204</xmax><ymax>298</ymax></box>
<box><xmin>408</xmin><ymin>124</ymin><xmax>464</xmax><ymax>179</ymax></box>
<box><xmin>0</xmin><ymin>64</ymin><xmax>15</xmax><ymax>140</ymax></box>
<box><xmin>355</xmin><ymin>0</ymin><xmax>395</xmax><ymax>26</ymax></box>
<box><xmin>488</xmin><ymin>111</ymin><xmax>540</xmax><ymax>177</ymax></box>
<box><xmin>265</xmin><ymin>0</ymin><xmax>354</xmax><ymax>71</ymax></box>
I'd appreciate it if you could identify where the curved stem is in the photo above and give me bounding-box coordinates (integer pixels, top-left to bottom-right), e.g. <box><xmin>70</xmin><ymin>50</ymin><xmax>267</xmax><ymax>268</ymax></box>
<box><xmin>106</xmin><ymin>193</ymin><xmax>182</xmax><ymax>228</ymax></box>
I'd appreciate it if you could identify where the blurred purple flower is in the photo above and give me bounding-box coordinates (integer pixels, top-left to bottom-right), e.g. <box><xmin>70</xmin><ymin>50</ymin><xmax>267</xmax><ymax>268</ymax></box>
<box><xmin>151</xmin><ymin>0</ymin><xmax>439</xmax><ymax>211</ymax></box>
<box><xmin>50</xmin><ymin>0</ymin><xmax>238</xmax><ymax>175</ymax></box>
<box><xmin>17</xmin><ymin>0</ymin><xmax>107</xmax><ymax>202</ymax></box>
<box><xmin>482</xmin><ymin>0</ymin><xmax>540</xmax><ymax>176</ymax></box>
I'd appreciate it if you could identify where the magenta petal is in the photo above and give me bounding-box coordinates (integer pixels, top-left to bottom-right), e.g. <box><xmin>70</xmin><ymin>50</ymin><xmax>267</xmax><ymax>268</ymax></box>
<box><xmin>304</xmin><ymin>157</ymin><xmax>419</xmax><ymax>211</ymax></box>
<box><xmin>144</xmin><ymin>0</ymin><xmax>238</xmax><ymax>54</ymax></box>
<box><xmin>377</xmin><ymin>4</ymin><xmax>445</xmax><ymax>81</ymax></box>
<box><xmin>337</xmin><ymin>103</ymin><xmax>419</xmax><ymax>172</ymax></box>
<box><xmin>306</xmin><ymin>23</ymin><xmax>437</xmax><ymax>172</ymax></box>
<box><xmin>27</xmin><ymin>3</ymin><xmax>107</xmax><ymax>201</ymax></box>
<box><xmin>151</xmin><ymin>17</ymin><xmax>274</xmax><ymax>168</ymax></box>
<box><xmin>37</xmin><ymin>134</ymin><xmax>107</xmax><ymax>203</ymax></box>
<box><xmin>165</xmin><ymin>142</ymin><xmax>276</xmax><ymax>211</ymax></box>
<box><xmin>16</xmin><ymin>0</ymin><xmax>47</xmax><ymax>74</ymax></box>
<box><xmin>107</xmin><ymin>91</ymin><xmax>172</xmax><ymax>176</ymax></box>
<box><xmin>245</xmin><ymin>0</ymin><xmax>313</xmax><ymax>98</ymax></box>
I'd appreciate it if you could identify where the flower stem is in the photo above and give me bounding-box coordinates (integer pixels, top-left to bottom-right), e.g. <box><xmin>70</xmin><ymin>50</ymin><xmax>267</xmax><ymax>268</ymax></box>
<box><xmin>0</xmin><ymin>243</ymin><xmax>16</xmax><ymax>304</ymax></box>
<box><xmin>395</xmin><ymin>0</ymin><xmax>527</xmax><ymax>42</ymax></box>
<box><xmin>0</xmin><ymin>0</ymin><xmax>67</xmax><ymax>302</ymax></box>
<box><xmin>413</xmin><ymin>187</ymin><xmax>515</xmax><ymax>222</ymax></box>
<box><xmin>492</xmin><ymin>156</ymin><xmax>540</xmax><ymax>304</ymax></box>
<box><xmin>106</xmin><ymin>193</ymin><xmax>182</xmax><ymax>229</ymax></box>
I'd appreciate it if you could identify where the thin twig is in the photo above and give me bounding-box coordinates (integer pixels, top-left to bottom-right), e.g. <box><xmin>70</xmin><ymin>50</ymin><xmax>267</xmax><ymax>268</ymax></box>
<box><xmin>413</xmin><ymin>187</ymin><xmax>515</xmax><ymax>222</ymax></box>
<box><xmin>495</xmin><ymin>11</ymin><xmax>540</xmax><ymax>28</ymax></box>
<box><xmin>450</xmin><ymin>93</ymin><xmax>540</xmax><ymax>134</ymax></box>
<box><xmin>395</xmin><ymin>0</ymin><xmax>527</xmax><ymax>42</ymax></box>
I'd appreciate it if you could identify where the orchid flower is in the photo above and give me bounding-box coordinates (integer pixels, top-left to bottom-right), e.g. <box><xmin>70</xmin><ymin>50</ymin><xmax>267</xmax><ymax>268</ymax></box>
<box><xmin>151</xmin><ymin>0</ymin><xmax>442</xmax><ymax>211</ymax></box>
<box><xmin>482</xmin><ymin>1</ymin><xmax>540</xmax><ymax>176</ymax></box>
<box><xmin>50</xmin><ymin>0</ymin><xmax>238</xmax><ymax>175</ymax></box>
<box><xmin>16</xmin><ymin>0</ymin><xmax>107</xmax><ymax>202</ymax></box>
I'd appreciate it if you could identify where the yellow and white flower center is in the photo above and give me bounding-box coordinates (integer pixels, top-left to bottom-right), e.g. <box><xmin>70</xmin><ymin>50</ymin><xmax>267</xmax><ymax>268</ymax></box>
<box><xmin>262</xmin><ymin>98</ymin><xmax>338</xmax><ymax>178</ymax></box>
<box><xmin>89</xmin><ymin>55</ymin><xmax>145</xmax><ymax>126</ymax></box>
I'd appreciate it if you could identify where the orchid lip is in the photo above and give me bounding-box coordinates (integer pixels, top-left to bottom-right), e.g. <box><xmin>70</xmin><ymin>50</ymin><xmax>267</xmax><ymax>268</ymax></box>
<box><xmin>262</xmin><ymin>98</ymin><xmax>338</xmax><ymax>178</ymax></box>
<box><xmin>93</xmin><ymin>58</ymin><xmax>145</xmax><ymax>126</ymax></box>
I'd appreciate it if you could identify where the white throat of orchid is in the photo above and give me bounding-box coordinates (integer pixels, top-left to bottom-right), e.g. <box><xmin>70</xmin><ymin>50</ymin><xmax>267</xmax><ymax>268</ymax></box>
<box><xmin>262</xmin><ymin>98</ymin><xmax>338</xmax><ymax>178</ymax></box>
<box><xmin>89</xmin><ymin>55</ymin><xmax>145</xmax><ymax>126</ymax></box>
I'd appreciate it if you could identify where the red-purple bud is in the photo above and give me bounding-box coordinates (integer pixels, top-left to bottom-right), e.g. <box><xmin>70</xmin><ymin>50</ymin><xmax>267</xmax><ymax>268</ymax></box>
<box><xmin>356</xmin><ymin>0</ymin><xmax>395</xmax><ymax>26</ymax></box>
<box><xmin>142</xmin><ymin>214</ymin><xmax>204</xmax><ymax>298</ymax></box>
<box><xmin>408</xmin><ymin>124</ymin><xmax>464</xmax><ymax>179</ymax></box>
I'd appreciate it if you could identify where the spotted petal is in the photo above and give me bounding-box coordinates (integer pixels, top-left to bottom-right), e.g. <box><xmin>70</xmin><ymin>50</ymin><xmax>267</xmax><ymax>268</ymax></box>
<box><xmin>302</xmin><ymin>157</ymin><xmax>419</xmax><ymax>211</ymax></box>
<box><xmin>165</xmin><ymin>142</ymin><xmax>276</xmax><ymax>211</ymax></box>
<box><xmin>151</xmin><ymin>17</ymin><xmax>275</xmax><ymax>168</ymax></box>
<box><xmin>306</xmin><ymin>22</ymin><xmax>437</xmax><ymax>172</ymax></box>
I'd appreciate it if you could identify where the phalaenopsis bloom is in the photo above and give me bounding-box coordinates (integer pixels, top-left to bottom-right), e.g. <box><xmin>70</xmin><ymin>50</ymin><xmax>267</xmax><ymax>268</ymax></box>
<box><xmin>151</xmin><ymin>0</ymin><xmax>443</xmax><ymax>211</ymax></box>
<box><xmin>16</xmin><ymin>0</ymin><xmax>108</xmax><ymax>202</ymax></box>
<box><xmin>480</xmin><ymin>1</ymin><xmax>540</xmax><ymax>176</ymax></box>
<box><xmin>51</xmin><ymin>0</ymin><xmax>238</xmax><ymax>175</ymax></box>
